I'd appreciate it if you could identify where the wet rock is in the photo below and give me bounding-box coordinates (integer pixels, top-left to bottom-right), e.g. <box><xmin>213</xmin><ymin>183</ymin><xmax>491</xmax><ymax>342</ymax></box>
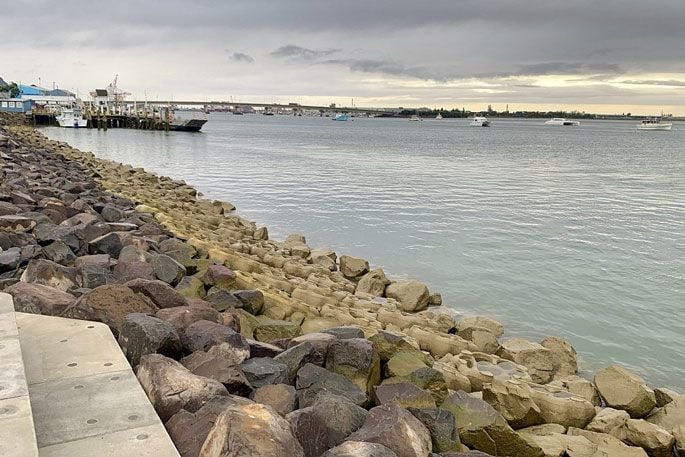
<box><xmin>594</xmin><ymin>365</ymin><xmax>657</xmax><ymax>418</ymax></box>
<box><xmin>250</xmin><ymin>383</ymin><xmax>297</xmax><ymax>416</ymax></box>
<box><xmin>497</xmin><ymin>338</ymin><xmax>555</xmax><ymax>384</ymax></box>
<box><xmin>198</xmin><ymin>401</ymin><xmax>304</xmax><ymax>457</ymax></box>
<box><xmin>345</xmin><ymin>404</ymin><xmax>432</xmax><ymax>457</ymax></box>
<box><xmin>21</xmin><ymin>258</ymin><xmax>80</xmax><ymax>291</ymax></box>
<box><xmin>373</xmin><ymin>382</ymin><xmax>436</xmax><ymax>409</ymax></box>
<box><xmin>136</xmin><ymin>353</ymin><xmax>228</xmax><ymax>421</ymax></box>
<box><xmin>152</xmin><ymin>253</ymin><xmax>186</xmax><ymax>286</ymax></box>
<box><xmin>287</xmin><ymin>407</ymin><xmax>329</xmax><ymax>457</ymax></box>
<box><xmin>355</xmin><ymin>269</ymin><xmax>390</xmax><ymax>297</ymax></box>
<box><xmin>385</xmin><ymin>280</ymin><xmax>430</xmax><ymax>313</ymax></box>
<box><xmin>118</xmin><ymin>313</ymin><xmax>182</xmax><ymax>366</ymax></box>
<box><xmin>232</xmin><ymin>289</ymin><xmax>264</xmax><ymax>315</ymax></box>
<box><xmin>241</xmin><ymin>357</ymin><xmax>289</xmax><ymax>388</ymax></box>
<box><xmin>326</xmin><ymin>338</ymin><xmax>381</xmax><ymax>395</ymax></box>
<box><xmin>4</xmin><ymin>281</ymin><xmax>75</xmax><ymax>315</ymax></box>
<box><xmin>125</xmin><ymin>278</ymin><xmax>188</xmax><ymax>309</ymax></box>
<box><xmin>180</xmin><ymin>352</ymin><xmax>252</xmax><ymax>396</ymax></box>
<box><xmin>339</xmin><ymin>255</ymin><xmax>369</xmax><ymax>280</ymax></box>
<box><xmin>181</xmin><ymin>320</ymin><xmax>249</xmax><ymax>360</ymax></box>
<box><xmin>296</xmin><ymin>363</ymin><xmax>368</xmax><ymax>408</ymax></box>
<box><xmin>408</xmin><ymin>408</ymin><xmax>461</xmax><ymax>453</ymax></box>
<box><xmin>156</xmin><ymin>304</ymin><xmax>221</xmax><ymax>333</ymax></box>
<box><xmin>322</xmin><ymin>441</ymin><xmax>398</xmax><ymax>457</ymax></box>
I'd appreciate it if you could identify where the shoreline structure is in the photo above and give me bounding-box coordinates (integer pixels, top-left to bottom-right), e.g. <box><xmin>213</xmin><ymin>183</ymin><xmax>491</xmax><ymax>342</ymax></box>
<box><xmin>1</xmin><ymin>114</ymin><xmax>682</xmax><ymax>456</ymax></box>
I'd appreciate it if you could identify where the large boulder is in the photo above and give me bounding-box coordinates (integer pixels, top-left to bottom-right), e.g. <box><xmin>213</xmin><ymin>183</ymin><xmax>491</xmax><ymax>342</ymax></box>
<box><xmin>384</xmin><ymin>351</ymin><xmax>428</xmax><ymax>379</ymax></box>
<box><xmin>586</xmin><ymin>407</ymin><xmax>631</xmax><ymax>434</ymax></box>
<box><xmin>408</xmin><ymin>367</ymin><xmax>449</xmax><ymax>405</ymax></box>
<box><xmin>181</xmin><ymin>320</ymin><xmax>249</xmax><ymax>361</ymax></box>
<box><xmin>441</xmin><ymin>391</ymin><xmax>544</xmax><ymax>457</ymax></box>
<box><xmin>135</xmin><ymin>354</ymin><xmax>228</xmax><ymax>421</ymax></box>
<box><xmin>326</xmin><ymin>338</ymin><xmax>381</xmax><ymax>395</ymax></box>
<box><xmin>408</xmin><ymin>407</ymin><xmax>461</xmax><ymax>453</ymax></box>
<box><xmin>481</xmin><ymin>378</ymin><xmax>543</xmax><ymax>429</ymax></box>
<box><xmin>201</xmin><ymin>264</ymin><xmax>236</xmax><ymax>290</ymax></box>
<box><xmin>385</xmin><ymin>280</ymin><xmax>430</xmax><ymax>313</ymax></box>
<box><xmin>373</xmin><ymin>381</ymin><xmax>436</xmax><ymax>409</ymax></box>
<box><xmin>355</xmin><ymin>269</ymin><xmax>391</xmax><ymax>297</ymax></box>
<box><xmin>152</xmin><ymin>254</ymin><xmax>186</xmax><ymax>286</ymax></box>
<box><xmin>296</xmin><ymin>363</ymin><xmax>367</xmax><ymax>408</ymax></box>
<box><xmin>118</xmin><ymin>313</ymin><xmax>182</xmax><ymax>366</ymax></box>
<box><xmin>497</xmin><ymin>338</ymin><xmax>555</xmax><ymax>384</ymax></box>
<box><xmin>21</xmin><ymin>258</ymin><xmax>80</xmax><ymax>292</ymax></box>
<box><xmin>312</xmin><ymin>393</ymin><xmax>369</xmax><ymax>448</ymax></box>
<box><xmin>540</xmin><ymin>336</ymin><xmax>578</xmax><ymax>379</ymax></box>
<box><xmin>251</xmin><ymin>384</ymin><xmax>297</xmax><ymax>416</ymax></box>
<box><xmin>156</xmin><ymin>304</ymin><xmax>221</xmax><ymax>333</ymax></box>
<box><xmin>4</xmin><ymin>281</ymin><xmax>75</xmax><ymax>315</ymax></box>
<box><xmin>547</xmin><ymin>374</ymin><xmax>601</xmax><ymax>406</ymax></box>
<box><xmin>253</xmin><ymin>318</ymin><xmax>300</xmax><ymax>343</ymax></box>
<box><xmin>180</xmin><ymin>351</ymin><xmax>252</xmax><ymax>396</ymax></box>
<box><xmin>232</xmin><ymin>289</ymin><xmax>264</xmax><ymax>315</ymax></box>
<box><xmin>674</xmin><ymin>424</ymin><xmax>685</xmax><ymax>457</ymax></box>
<box><xmin>339</xmin><ymin>255</ymin><xmax>369</xmax><ymax>280</ymax></box>
<box><xmin>345</xmin><ymin>404</ymin><xmax>432</xmax><ymax>457</ymax></box>
<box><xmin>646</xmin><ymin>395</ymin><xmax>685</xmax><ymax>434</ymax></box>
<box><xmin>198</xmin><ymin>402</ymin><xmax>304</xmax><ymax>457</ymax></box>
<box><xmin>618</xmin><ymin>419</ymin><xmax>674</xmax><ymax>457</ymax></box>
<box><xmin>274</xmin><ymin>342</ymin><xmax>322</xmax><ymax>385</ymax></box>
<box><xmin>323</xmin><ymin>441</ymin><xmax>398</xmax><ymax>457</ymax></box>
<box><xmin>567</xmin><ymin>428</ymin><xmax>649</xmax><ymax>457</ymax></box>
<box><xmin>287</xmin><ymin>407</ymin><xmax>329</xmax><ymax>457</ymax></box>
<box><xmin>61</xmin><ymin>284</ymin><xmax>157</xmax><ymax>334</ymax></box>
<box><xmin>241</xmin><ymin>357</ymin><xmax>289</xmax><ymax>388</ymax></box>
<box><xmin>594</xmin><ymin>365</ymin><xmax>657</xmax><ymax>418</ymax></box>
<box><xmin>126</xmin><ymin>278</ymin><xmax>188</xmax><ymax>309</ymax></box>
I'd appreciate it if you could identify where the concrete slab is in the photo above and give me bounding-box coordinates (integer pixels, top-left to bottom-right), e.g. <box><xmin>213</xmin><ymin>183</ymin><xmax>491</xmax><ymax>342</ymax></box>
<box><xmin>0</xmin><ymin>292</ymin><xmax>19</xmax><ymax>339</ymax></box>
<box><xmin>16</xmin><ymin>313</ymin><xmax>129</xmax><ymax>384</ymax></box>
<box><xmin>0</xmin><ymin>395</ymin><xmax>40</xmax><ymax>457</ymax></box>
<box><xmin>0</xmin><ymin>337</ymin><xmax>29</xmax><ymax>401</ymax></box>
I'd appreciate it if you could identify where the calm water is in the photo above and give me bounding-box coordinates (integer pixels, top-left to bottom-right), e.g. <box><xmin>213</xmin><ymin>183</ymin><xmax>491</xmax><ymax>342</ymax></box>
<box><xmin>44</xmin><ymin>115</ymin><xmax>685</xmax><ymax>389</ymax></box>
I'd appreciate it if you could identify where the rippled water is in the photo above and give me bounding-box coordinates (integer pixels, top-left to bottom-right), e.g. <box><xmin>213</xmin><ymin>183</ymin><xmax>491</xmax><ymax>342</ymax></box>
<box><xmin>44</xmin><ymin>115</ymin><xmax>685</xmax><ymax>389</ymax></box>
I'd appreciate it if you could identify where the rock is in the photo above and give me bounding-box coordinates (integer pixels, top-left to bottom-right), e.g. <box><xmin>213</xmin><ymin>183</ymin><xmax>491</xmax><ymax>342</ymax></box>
<box><xmin>88</xmin><ymin>232</ymin><xmax>123</xmax><ymax>257</ymax></box>
<box><xmin>373</xmin><ymin>382</ymin><xmax>436</xmax><ymax>409</ymax></box>
<box><xmin>42</xmin><ymin>240</ymin><xmax>76</xmax><ymax>265</ymax></box>
<box><xmin>567</xmin><ymin>428</ymin><xmax>649</xmax><ymax>457</ymax></box>
<box><xmin>241</xmin><ymin>357</ymin><xmax>289</xmax><ymax>388</ymax></box>
<box><xmin>482</xmin><ymin>378</ymin><xmax>543</xmax><ymax>429</ymax></box>
<box><xmin>646</xmin><ymin>395</ymin><xmax>685</xmax><ymax>434</ymax></box>
<box><xmin>180</xmin><ymin>352</ymin><xmax>252</xmax><ymax>396</ymax></box>
<box><xmin>112</xmin><ymin>260</ymin><xmax>156</xmax><ymax>282</ymax></box>
<box><xmin>528</xmin><ymin>382</ymin><xmax>596</xmax><ymax>429</ymax></box>
<box><xmin>247</xmin><ymin>338</ymin><xmax>284</xmax><ymax>358</ymax></box>
<box><xmin>118</xmin><ymin>313</ymin><xmax>182</xmax><ymax>366</ymax></box>
<box><xmin>0</xmin><ymin>214</ymin><xmax>36</xmax><ymax>232</ymax></box>
<box><xmin>118</xmin><ymin>244</ymin><xmax>150</xmax><ymax>263</ymax></box>
<box><xmin>459</xmin><ymin>316</ymin><xmax>505</xmax><ymax>338</ymax></box>
<box><xmin>519</xmin><ymin>432</ymin><xmax>595</xmax><ymax>457</ymax></box>
<box><xmin>497</xmin><ymin>338</ymin><xmax>555</xmax><ymax>384</ymax></box>
<box><xmin>275</xmin><ymin>342</ymin><xmax>322</xmax><ymax>385</ymax></box>
<box><xmin>253</xmin><ymin>318</ymin><xmax>300</xmax><ymax>343</ymax></box>
<box><xmin>326</xmin><ymin>338</ymin><xmax>381</xmax><ymax>395</ymax></box>
<box><xmin>457</xmin><ymin>326</ymin><xmax>499</xmax><ymax>354</ymax></box>
<box><xmin>339</xmin><ymin>255</ymin><xmax>369</xmax><ymax>280</ymax></box>
<box><xmin>125</xmin><ymin>278</ymin><xmax>188</xmax><ymax>309</ymax></box>
<box><xmin>252</xmin><ymin>384</ymin><xmax>297</xmax><ymax>416</ymax></box>
<box><xmin>323</xmin><ymin>441</ymin><xmax>398</xmax><ymax>457</ymax></box>
<box><xmin>408</xmin><ymin>408</ymin><xmax>461</xmax><ymax>453</ymax></box>
<box><xmin>540</xmin><ymin>336</ymin><xmax>578</xmax><ymax>379</ymax></box>
<box><xmin>385</xmin><ymin>280</ymin><xmax>430</xmax><ymax>313</ymax></box>
<box><xmin>547</xmin><ymin>375</ymin><xmax>601</xmax><ymax>406</ymax></box>
<box><xmin>181</xmin><ymin>320</ymin><xmax>249</xmax><ymax>361</ymax></box>
<box><xmin>431</xmin><ymin>359</ymin><xmax>472</xmax><ymax>393</ymax></box>
<box><xmin>322</xmin><ymin>325</ymin><xmax>365</xmax><ymax>340</ymax></box>
<box><xmin>156</xmin><ymin>305</ymin><xmax>221</xmax><ymax>333</ymax></box>
<box><xmin>205</xmin><ymin>288</ymin><xmax>243</xmax><ymax>311</ymax></box>
<box><xmin>654</xmin><ymin>388</ymin><xmax>679</xmax><ymax>407</ymax></box>
<box><xmin>152</xmin><ymin>254</ymin><xmax>186</xmax><ymax>286</ymax></box>
<box><xmin>408</xmin><ymin>367</ymin><xmax>449</xmax><ymax>405</ymax></box>
<box><xmin>346</xmin><ymin>404</ymin><xmax>432</xmax><ymax>457</ymax></box>
<box><xmin>619</xmin><ymin>419</ymin><xmax>674</xmax><ymax>457</ymax></box>
<box><xmin>21</xmin><ymin>258</ymin><xmax>80</xmax><ymax>291</ymax></box>
<box><xmin>441</xmin><ymin>390</ymin><xmax>544</xmax><ymax>457</ymax></box>
<box><xmin>0</xmin><ymin>247</ymin><xmax>21</xmax><ymax>272</ymax></box>
<box><xmin>594</xmin><ymin>365</ymin><xmax>657</xmax><ymax>418</ymax></box>
<box><xmin>287</xmin><ymin>407</ymin><xmax>330</xmax><ymax>457</ymax></box>
<box><xmin>355</xmin><ymin>269</ymin><xmax>391</xmax><ymax>297</ymax></box>
<box><xmin>232</xmin><ymin>289</ymin><xmax>264</xmax><ymax>315</ymax></box>
<box><xmin>384</xmin><ymin>351</ymin><xmax>428</xmax><ymax>379</ymax></box>
<box><xmin>201</xmin><ymin>264</ymin><xmax>236</xmax><ymax>289</ymax></box>
<box><xmin>4</xmin><ymin>281</ymin><xmax>75</xmax><ymax>315</ymax></box>
<box><xmin>175</xmin><ymin>275</ymin><xmax>206</xmax><ymax>299</ymax></box>
<box><xmin>369</xmin><ymin>330</ymin><xmax>423</xmax><ymax>362</ymax></box>
<box><xmin>135</xmin><ymin>354</ymin><xmax>228</xmax><ymax>421</ymax></box>
<box><xmin>312</xmin><ymin>393</ymin><xmax>369</xmax><ymax>448</ymax></box>
<box><xmin>296</xmin><ymin>363</ymin><xmax>368</xmax><ymax>408</ymax></box>
<box><xmin>62</xmin><ymin>284</ymin><xmax>157</xmax><ymax>334</ymax></box>
<box><xmin>586</xmin><ymin>407</ymin><xmax>630</xmax><ymax>434</ymax></box>
<box><xmin>199</xmin><ymin>402</ymin><xmax>304</xmax><ymax>457</ymax></box>
<box><xmin>288</xmin><ymin>332</ymin><xmax>336</xmax><ymax>363</ymax></box>
<box><xmin>673</xmin><ymin>424</ymin><xmax>685</xmax><ymax>457</ymax></box>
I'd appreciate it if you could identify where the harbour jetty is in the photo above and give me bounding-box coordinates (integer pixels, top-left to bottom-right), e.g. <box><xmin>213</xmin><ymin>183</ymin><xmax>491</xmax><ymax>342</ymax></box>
<box><xmin>0</xmin><ymin>113</ymin><xmax>683</xmax><ymax>456</ymax></box>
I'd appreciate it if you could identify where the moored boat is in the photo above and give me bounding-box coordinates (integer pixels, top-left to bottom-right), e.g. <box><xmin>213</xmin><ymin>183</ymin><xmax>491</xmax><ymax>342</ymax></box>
<box><xmin>170</xmin><ymin>109</ymin><xmax>208</xmax><ymax>132</ymax></box>
<box><xmin>409</xmin><ymin>115</ymin><xmax>422</xmax><ymax>121</ymax></box>
<box><xmin>55</xmin><ymin>105</ymin><xmax>87</xmax><ymax>128</ymax></box>
<box><xmin>332</xmin><ymin>113</ymin><xmax>349</xmax><ymax>121</ymax></box>
<box><xmin>637</xmin><ymin>117</ymin><xmax>672</xmax><ymax>131</ymax></box>
<box><xmin>435</xmin><ymin>113</ymin><xmax>443</xmax><ymax>120</ymax></box>
<box><xmin>470</xmin><ymin>116</ymin><xmax>490</xmax><ymax>127</ymax></box>
<box><xmin>544</xmin><ymin>118</ymin><xmax>580</xmax><ymax>126</ymax></box>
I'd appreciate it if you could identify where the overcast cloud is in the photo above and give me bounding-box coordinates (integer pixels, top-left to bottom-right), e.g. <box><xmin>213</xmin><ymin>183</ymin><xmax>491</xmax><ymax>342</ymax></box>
<box><xmin>2</xmin><ymin>0</ymin><xmax>685</xmax><ymax>114</ymax></box>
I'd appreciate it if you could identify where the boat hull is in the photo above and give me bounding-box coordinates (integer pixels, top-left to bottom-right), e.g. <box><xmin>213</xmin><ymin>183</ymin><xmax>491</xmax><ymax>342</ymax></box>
<box><xmin>56</xmin><ymin>116</ymin><xmax>87</xmax><ymax>128</ymax></box>
<box><xmin>637</xmin><ymin>124</ymin><xmax>672</xmax><ymax>131</ymax></box>
<box><xmin>169</xmin><ymin>119</ymin><xmax>208</xmax><ymax>132</ymax></box>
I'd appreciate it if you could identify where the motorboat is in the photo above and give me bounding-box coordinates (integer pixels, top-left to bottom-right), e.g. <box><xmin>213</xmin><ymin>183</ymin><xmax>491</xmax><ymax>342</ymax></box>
<box><xmin>435</xmin><ymin>113</ymin><xmax>443</xmax><ymax>120</ymax></box>
<box><xmin>332</xmin><ymin>113</ymin><xmax>349</xmax><ymax>121</ymax></box>
<box><xmin>470</xmin><ymin>116</ymin><xmax>490</xmax><ymax>127</ymax></box>
<box><xmin>544</xmin><ymin>118</ymin><xmax>580</xmax><ymax>126</ymax></box>
<box><xmin>409</xmin><ymin>115</ymin><xmax>422</xmax><ymax>121</ymax></box>
<box><xmin>55</xmin><ymin>105</ymin><xmax>87</xmax><ymax>128</ymax></box>
<box><xmin>637</xmin><ymin>118</ymin><xmax>672</xmax><ymax>131</ymax></box>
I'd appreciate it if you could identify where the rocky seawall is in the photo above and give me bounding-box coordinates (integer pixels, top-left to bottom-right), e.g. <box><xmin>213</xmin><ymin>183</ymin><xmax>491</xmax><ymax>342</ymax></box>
<box><xmin>0</xmin><ymin>119</ymin><xmax>683</xmax><ymax>457</ymax></box>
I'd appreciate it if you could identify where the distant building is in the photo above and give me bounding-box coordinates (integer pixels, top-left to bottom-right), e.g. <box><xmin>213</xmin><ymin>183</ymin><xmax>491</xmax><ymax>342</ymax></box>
<box><xmin>0</xmin><ymin>98</ymin><xmax>33</xmax><ymax>114</ymax></box>
<box><xmin>91</xmin><ymin>89</ymin><xmax>109</xmax><ymax>109</ymax></box>
<box><xmin>17</xmin><ymin>84</ymin><xmax>77</xmax><ymax>111</ymax></box>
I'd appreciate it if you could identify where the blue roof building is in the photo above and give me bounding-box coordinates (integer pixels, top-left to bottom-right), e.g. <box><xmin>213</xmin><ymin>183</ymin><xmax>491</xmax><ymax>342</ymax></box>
<box><xmin>0</xmin><ymin>98</ymin><xmax>33</xmax><ymax>113</ymax></box>
<box><xmin>18</xmin><ymin>84</ymin><xmax>46</xmax><ymax>96</ymax></box>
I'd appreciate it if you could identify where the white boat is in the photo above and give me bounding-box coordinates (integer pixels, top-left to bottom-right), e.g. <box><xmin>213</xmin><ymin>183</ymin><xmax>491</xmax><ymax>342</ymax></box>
<box><xmin>435</xmin><ymin>113</ymin><xmax>443</xmax><ymax>120</ymax></box>
<box><xmin>470</xmin><ymin>116</ymin><xmax>490</xmax><ymax>127</ymax></box>
<box><xmin>332</xmin><ymin>113</ymin><xmax>349</xmax><ymax>121</ymax></box>
<box><xmin>409</xmin><ymin>115</ymin><xmax>422</xmax><ymax>121</ymax></box>
<box><xmin>544</xmin><ymin>118</ymin><xmax>580</xmax><ymax>126</ymax></box>
<box><xmin>170</xmin><ymin>109</ymin><xmax>208</xmax><ymax>132</ymax></box>
<box><xmin>55</xmin><ymin>106</ymin><xmax>87</xmax><ymax>128</ymax></box>
<box><xmin>636</xmin><ymin>118</ymin><xmax>672</xmax><ymax>131</ymax></box>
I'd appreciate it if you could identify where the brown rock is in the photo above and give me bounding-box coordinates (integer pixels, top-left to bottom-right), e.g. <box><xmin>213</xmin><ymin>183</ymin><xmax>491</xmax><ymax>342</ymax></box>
<box><xmin>180</xmin><ymin>351</ymin><xmax>252</xmax><ymax>396</ymax></box>
<box><xmin>594</xmin><ymin>365</ymin><xmax>657</xmax><ymax>418</ymax></box>
<box><xmin>385</xmin><ymin>280</ymin><xmax>430</xmax><ymax>313</ymax></box>
<box><xmin>252</xmin><ymin>384</ymin><xmax>297</xmax><ymax>416</ymax></box>
<box><xmin>125</xmin><ymin>278</ymin><xmax>189</xmax><ymax>309</ymax></box>
<box><xmin>497</xmin><ymin>338</ymin><xmax>555</xmax><ymax>384</ymax></box>
<box><xmin>156</xmin><ymin>304</ymin><xmax>221</xmax><ymax>333</ymax></box>
<box><xmin>355</xmin><ymin>269</ymin><xmax>390</xmax><ymax>297</ymax></box>
<box><xmin>323</xmin><ymin>441</ymin><xmax>398</xmax><ymax>457</ymax></box>
<box><xmin>339</xmin><ymin>255</ymin><xmax>369</xmax><ymax>280</ymax></box>
<box><xmin>5</xmin><ymin>281</ymin><xmax>75</xmax><ymax>315</ymax></box>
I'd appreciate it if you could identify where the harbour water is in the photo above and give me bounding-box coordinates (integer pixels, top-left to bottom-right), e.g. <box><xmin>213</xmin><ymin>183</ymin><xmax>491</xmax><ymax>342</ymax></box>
<box><xmin>44</xmin><ymin>115</ymin><xmax>685</xmax><ymax>389</ymax></box>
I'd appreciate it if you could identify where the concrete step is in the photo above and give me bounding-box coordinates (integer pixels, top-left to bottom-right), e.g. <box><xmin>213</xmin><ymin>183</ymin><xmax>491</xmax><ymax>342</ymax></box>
<box><xmin>1</xmin><ymin>290</ymin><xmax>180</xmax><ymax>456</ymax></box>
<box><xmin>0</xmin><ymin>292</ymin><xmax>39</xmax><ymax>457</ymax></box>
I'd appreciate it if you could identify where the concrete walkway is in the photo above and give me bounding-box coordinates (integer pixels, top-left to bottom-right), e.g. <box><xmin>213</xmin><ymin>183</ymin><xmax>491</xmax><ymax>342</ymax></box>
<box><xmin>0</xmin><ymin>292</ymin><xmax>180</xmax><ymax>456</ymax></box>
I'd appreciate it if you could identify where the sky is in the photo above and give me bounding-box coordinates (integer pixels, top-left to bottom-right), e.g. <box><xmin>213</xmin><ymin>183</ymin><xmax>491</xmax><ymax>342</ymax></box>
<box><xmin>2</xmin><ymin>0</ymin><xmax>685</xmax><ymax>115</ymax></box>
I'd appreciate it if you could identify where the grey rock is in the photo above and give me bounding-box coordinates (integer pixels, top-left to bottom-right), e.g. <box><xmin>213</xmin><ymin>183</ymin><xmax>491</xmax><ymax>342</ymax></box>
<box><xmin>296</xmin><ymin>363</ymin><xmax>367</xmax><ymax>408</ymax></box>
<box><xmin>118</xmin><ymin>313</ymin><xmax>182</xmax><ymax>366</ymax></box>
<box><xmin>241</xmin><ymin>357</ymin><xmax>289</xmax><ymax>388</ymax></box>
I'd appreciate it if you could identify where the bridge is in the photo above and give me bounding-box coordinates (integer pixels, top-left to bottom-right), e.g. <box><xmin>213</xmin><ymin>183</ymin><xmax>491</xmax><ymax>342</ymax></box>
<box><xmin>120</xmin><ymin>100</ymin><xmax>398</xmax><ymax>115</ymax></box>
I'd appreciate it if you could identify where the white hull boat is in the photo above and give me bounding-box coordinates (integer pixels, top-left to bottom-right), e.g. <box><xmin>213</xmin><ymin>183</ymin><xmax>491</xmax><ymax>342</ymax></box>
<box><xmin>435</xmin><ymin>113</ymin><xmax>443</xmax><ymax>120</ymax></box>
<box><xmin>545</xmin><ymin>118</ymin><xmax>580</xmax><ymax>126</ymax></box>
<box><xmin>409</xmin><ymin>115</ymin><xmax>422</xmax><ymax>121</ymax></box>
<box><xmin>470</xmin><ymin>116</ymin><xmax>490</xmax><ymax>127</ymax></box>
<box><xmin>637</xmin><ymin>118</ymin><xmax>672</xmax><ymax>131</ymax></box>
<box><xmin>56</xmin><ymin>107</ymin><xmax>87</xmax><ymax>128</ymax></box>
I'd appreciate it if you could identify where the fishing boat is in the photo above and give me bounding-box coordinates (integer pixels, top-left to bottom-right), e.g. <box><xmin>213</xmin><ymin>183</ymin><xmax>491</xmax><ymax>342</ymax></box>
<box><xmin>435</xmin><ymin>113</ymin><xmax>443</xmax><ymax>120</ymax></box>
<box><xmin>409</xmin><ymin>115</ymin><xmax>422</xmax><ymax>121</ymax></box>
<box><xmin>169</xmin><ymin>109</ymin><xmax>208</xmax><ymax>132</ymax></box>
<box><xmin>636</xmin><ymin>117</ymin><xmax>672</xmax><ymax>131</ymax></box>
<box><xmin>55</xmin><ymin>105</ymin><xmax>87</xmax><ymax>128</ymax></box>
<box><xmin>470</xmin><ymin>116</ymin><xmax>491</xmax><ymax>127</ymax></box>
<box><xmin>332</xmin><ymin>113</ymin><xmax>349</xmax><ymax>121</ymax></box>
<box><xmin>544</xmin><ymin>118</ymin><xmax>580</xmax><ymax>126</ymax></box>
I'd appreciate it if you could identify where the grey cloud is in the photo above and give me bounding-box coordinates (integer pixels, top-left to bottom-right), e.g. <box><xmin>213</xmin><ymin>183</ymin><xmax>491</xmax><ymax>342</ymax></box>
<box><xmin>621</xmin><ymin>79</ymin><xmax>685</xmax><ymax>87</ymax></box>
<box><xmin>229</xmin><ymin>52</ymin><xmax>255</xmax><ymax>64</ymax></box>
<box><xmin>271</xmin><ymin>45</ymin><xmax>340</xmax><ymax>60</ymax></box>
